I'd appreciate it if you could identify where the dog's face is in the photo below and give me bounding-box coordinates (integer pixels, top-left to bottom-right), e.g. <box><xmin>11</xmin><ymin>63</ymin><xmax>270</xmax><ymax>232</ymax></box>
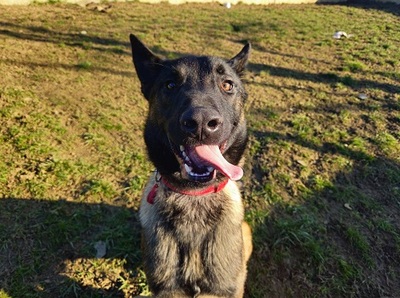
<box><xmin>130</xmin><ymin>35</ymin><xmax>250</xmax><ymax>185</ymax></box>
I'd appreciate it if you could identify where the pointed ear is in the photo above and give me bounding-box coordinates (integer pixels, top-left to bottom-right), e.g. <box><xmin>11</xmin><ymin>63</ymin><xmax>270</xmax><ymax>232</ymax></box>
<box><xmin>227</xmin><ymin>43</ymin><xmax>251</xmax><ymax>75</ymax></box>
<box><xmin>129</xmin><ymin>34</ymin><xmax>163</xmax><ymax>97</ymax></box>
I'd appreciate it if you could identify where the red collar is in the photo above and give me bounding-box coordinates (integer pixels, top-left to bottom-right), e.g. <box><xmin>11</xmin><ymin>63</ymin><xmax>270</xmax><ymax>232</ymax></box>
<box><xmin>147</xmin><ymin>177</ymin><xmax>229</xmax><ymax>204</ymax></box>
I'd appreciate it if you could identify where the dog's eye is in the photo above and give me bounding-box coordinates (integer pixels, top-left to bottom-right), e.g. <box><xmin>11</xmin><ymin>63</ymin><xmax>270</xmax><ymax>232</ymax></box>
<box><xmin>165</xmin><ymin>81</ymin><xmax>177</xmax><ymax>90</ymax></box>
<box><xmin>221</xmin><ymin>80</ymin><xmax>234</xmax><ymax>92</ymax></box>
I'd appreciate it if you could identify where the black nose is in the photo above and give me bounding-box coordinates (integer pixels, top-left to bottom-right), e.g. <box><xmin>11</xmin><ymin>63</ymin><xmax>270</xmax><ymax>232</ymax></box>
<box><xmin>180</xmin><ymin>107</ymin><xmax>223</xmax><ymax>141</ymax></box>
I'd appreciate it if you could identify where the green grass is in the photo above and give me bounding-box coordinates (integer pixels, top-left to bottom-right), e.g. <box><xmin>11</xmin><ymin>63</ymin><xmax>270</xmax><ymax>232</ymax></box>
<box><xmin>343</xmin><ymin>60</ymin><xmax>367</xmax><ymax>73</ymax></box>
<box><xmin>345</xmin><ymin>227</ymin><xmax>372</xmax><ymax>264</ymax></box>
<box><xmin>1</xmin><ymin>1</ymin><xmax>400</xmax><ymax>297</ymax></box>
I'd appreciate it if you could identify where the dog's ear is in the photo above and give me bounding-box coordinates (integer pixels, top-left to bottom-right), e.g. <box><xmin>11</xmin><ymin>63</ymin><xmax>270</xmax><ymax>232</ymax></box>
<box><xmin>130</xmin><ymin>34</ymin><xmax>163</xmax><ymax>98</ymax></box>
<box><xmin>228</xmin><ymin>43</ymin><xmax>251</xmax><ymax>76</ymax></box>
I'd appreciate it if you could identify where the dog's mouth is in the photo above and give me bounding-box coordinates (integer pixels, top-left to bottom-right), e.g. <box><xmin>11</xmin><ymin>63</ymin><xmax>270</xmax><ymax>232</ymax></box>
<box><xmin>173</xmin><ymin>142</ymin><xmax>243</xmax><ymax>183</ymax></box>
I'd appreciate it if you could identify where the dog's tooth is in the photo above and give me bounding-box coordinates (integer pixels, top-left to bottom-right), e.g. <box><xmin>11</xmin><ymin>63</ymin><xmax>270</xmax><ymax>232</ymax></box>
<box><xmin>180</xmin><ymin>145</ymin><xmax>185</xmax><ymax>152</ymax></box>
<box><xmin>207</xmin><ymin>167</ymin><xmax>214</xmax><ymax>172</ymax></box>
<box><xmin>184</xmin><ymin>163</ymin><xmax>193</xmax><ymax>174</ymax></box>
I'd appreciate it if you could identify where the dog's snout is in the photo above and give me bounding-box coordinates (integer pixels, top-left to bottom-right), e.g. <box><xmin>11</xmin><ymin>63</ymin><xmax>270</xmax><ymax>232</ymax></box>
<box><xmin>180</xmin><ymin>108</ymin><xmax>223</xmax><ymax>140</ymax></box>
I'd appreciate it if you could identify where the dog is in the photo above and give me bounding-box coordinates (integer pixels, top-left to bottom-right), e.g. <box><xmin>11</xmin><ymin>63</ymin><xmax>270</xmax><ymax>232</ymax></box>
<box><xmin>129</xmin><ymin>34</ymin><xmax>252</xmax><ymax>298</ymax></box>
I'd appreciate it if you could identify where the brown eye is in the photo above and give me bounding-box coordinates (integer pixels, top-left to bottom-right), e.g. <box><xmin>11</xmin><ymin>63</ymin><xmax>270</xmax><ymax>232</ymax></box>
<box><xmin>221</xmin><ymin>80</ymin><xmax>234</xmax><ymax>92</ymax></box>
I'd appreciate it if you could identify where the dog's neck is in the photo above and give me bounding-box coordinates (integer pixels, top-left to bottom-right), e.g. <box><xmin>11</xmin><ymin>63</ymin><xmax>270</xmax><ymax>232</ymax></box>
<box><xmin>162</xmin><ymin>177</ymin><xmax>229</xmax><ymax>196</ymax></box>
<box><xmin>147</xmin><ymin>175</ymin><xmax>229</xmax><ymax>204</ymax></box>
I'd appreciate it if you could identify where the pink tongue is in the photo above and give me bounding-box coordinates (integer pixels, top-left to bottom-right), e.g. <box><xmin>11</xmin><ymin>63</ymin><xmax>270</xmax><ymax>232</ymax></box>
<box><xmin>193</xmin><ymin>145</ymin><xmax>243</xmax><ymax>181</ymax></box>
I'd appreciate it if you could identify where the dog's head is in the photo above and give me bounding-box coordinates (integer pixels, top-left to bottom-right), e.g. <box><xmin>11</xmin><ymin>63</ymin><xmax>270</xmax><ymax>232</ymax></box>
<box><xmin>130</xmin><ymin>34</ymin><xmax>250</xmax><ymax>186</ymax></box>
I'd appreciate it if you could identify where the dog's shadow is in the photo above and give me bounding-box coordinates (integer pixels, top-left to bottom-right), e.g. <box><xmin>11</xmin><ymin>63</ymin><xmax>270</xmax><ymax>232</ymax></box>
<box><xmin>0</xmin><ymin>197</ymin><xmax>143</xmax><ymax>297</ymax></box>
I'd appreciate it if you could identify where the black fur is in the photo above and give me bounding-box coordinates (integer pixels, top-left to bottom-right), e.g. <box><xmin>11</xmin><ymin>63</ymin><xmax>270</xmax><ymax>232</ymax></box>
<box><xmin>130</xmin><ymin>34</ymin><xmax>252</xmax><ymax>298</ymax></box>
<box><xmin>130</xmin><ymin>34</ymin><xmax>250</xmax><ymax>189</ymax></box>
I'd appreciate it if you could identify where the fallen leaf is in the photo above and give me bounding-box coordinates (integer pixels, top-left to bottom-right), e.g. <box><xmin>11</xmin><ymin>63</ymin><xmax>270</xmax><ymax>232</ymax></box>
<box><xmin>94</xmin><ymin>241</ymin><xmax>107</xmax><ymax>258</ymax></box>
<box><xmin>296</xmin><ymin>159</ymin><xmax>307</xmax><ymax>167</ymax></box>
<box><xmin>358</xmin><ymin>93</ymin><xmax>368</xmax><ymax>100</ymax></box>
<box><xmin>344</xmin><ymin>203</ymin><xmax>352</xmax><ymax>210</ymax></box>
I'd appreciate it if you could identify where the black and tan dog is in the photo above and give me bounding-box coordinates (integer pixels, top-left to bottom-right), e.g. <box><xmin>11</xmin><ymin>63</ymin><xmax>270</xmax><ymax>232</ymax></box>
<box><xmin>129</xmin><ymin>34</ymin><xmax>252</xmax><ymax>298</ymax></box>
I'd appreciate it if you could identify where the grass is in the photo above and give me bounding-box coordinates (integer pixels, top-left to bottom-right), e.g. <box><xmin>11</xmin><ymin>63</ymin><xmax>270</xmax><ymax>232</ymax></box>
<box><xmin>0</xmin><ymin>1</ymin><xmax>399</xmax><ymax>297</ymax></box>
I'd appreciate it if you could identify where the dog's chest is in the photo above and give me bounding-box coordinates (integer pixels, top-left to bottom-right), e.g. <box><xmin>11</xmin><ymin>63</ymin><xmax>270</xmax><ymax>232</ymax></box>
<box><xmin>160</xmin><ymin>194</ymin><xmax>225</xmax><ymax>241</ymax></box>
<box><xmin>139</xmin><ymin>180</ymin><xmax>245</xmax><ymax>296</ymax></box>
<box><xmin>140</xmin><ymin>180</ymin><xmax>243</xmax><ymax>241</ymax></box>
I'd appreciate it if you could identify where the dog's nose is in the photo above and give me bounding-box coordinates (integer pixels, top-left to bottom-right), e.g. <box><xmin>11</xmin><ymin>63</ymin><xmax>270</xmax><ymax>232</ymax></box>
<box><xmin>180</xmin><ymin>108</ymin><xmax>223</xmax><ymax>140</ymax></box>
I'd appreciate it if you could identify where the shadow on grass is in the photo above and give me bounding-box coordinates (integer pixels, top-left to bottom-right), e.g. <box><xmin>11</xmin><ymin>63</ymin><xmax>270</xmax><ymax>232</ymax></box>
<box><xmin>0</xmin><ymin>21</ymin><xmax>132</xmax><ymax>55</ymax></box>
<box><xmin>245</xmin><ymin>124</ymin><xmax>400</xmax><ymax>297</ymax></box>
<box><xmin>0</xmin><ymin>198</ymin><xmax>142</xmax><ymax>297</ymax></box>
<box><xmin>248</xmin><ymin>63</ymin><xmax>400</xmax><ymax>94</ymax></box>
<box><xmin>335</xmin><ymin>0</ymin><xmax>400</xmax><ymax>17</ymax></box>
<box><xmin>1</xmin><ymin>20</ymin><xmax>399</xmax><ymax>96</ymax></box>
